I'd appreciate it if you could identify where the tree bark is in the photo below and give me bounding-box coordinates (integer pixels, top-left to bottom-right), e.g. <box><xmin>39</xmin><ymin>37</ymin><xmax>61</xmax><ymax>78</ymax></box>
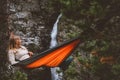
<box><xmin>0</xmin><ymin>0</ymin><xmax>10</xmax><ymax>80</ymax></box>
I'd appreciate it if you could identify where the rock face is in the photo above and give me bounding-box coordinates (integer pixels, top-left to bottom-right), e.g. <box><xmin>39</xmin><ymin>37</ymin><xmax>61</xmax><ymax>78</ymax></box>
<box><xmin>8</xmin><ymin>0</ymin><xmax>60</xmax><ymax>52</ymax></box>
<box><xmin>7</xmin><ymin>0</ymin><xmax>61</xmax><ymax>80</ymax></box>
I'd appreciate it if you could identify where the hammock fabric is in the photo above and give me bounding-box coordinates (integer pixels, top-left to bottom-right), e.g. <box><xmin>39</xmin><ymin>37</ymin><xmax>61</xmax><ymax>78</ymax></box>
<box><xmin>14</xmin><ymin>37</ymin><xmax>80</xmax><ymax>69</ymax></box>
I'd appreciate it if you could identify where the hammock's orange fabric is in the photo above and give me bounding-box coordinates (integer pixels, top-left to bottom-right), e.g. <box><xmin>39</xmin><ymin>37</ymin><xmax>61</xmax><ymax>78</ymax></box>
<box><xmin>26</xmin><ymin>39</ymin><xmax>80</xmax><ymax>68</ymax></box>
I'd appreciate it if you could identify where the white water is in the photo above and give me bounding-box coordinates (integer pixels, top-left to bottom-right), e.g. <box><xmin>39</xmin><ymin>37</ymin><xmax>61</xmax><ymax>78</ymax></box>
<box><xmin>50</xmin><ymin>13</ymin><xmax>62</xmax><ymax>48</ymax></box>
<box><xmin>50</xmin><ymin>14</ymin><xmax>63</xmax><ymax>80</ymax></box>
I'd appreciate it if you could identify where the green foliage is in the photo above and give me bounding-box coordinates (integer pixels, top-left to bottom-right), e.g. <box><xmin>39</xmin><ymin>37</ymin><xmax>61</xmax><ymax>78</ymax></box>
<box><xmin>112</xmin><ymin>64</ymin><xmax>120</xmax><ymax>76</ymax></box>
<box><xmin>49</xmin><ymin>0</ymin><xmax>120</xmax><ymax>80</ymax></box>
<box><xmin>12</xmin><ymin>71</ymin><xmax>27</xmax><ymax>80</ymax></box>
<box><xmin>2</xmin><ymin>69</ymin><xmax>27</xmax><ymax>80</ymax></box>
<box><xmin>64</xmin><ymin>62</ymin><xmax>79</xmax><ymax>80</ymax></box>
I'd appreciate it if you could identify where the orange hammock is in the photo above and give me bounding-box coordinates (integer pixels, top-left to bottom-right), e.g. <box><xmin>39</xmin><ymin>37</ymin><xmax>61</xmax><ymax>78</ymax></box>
<box><xmin>15</xmin><ymin>37</ymin><xmax>80</xmax><ymax>69</ymax></box>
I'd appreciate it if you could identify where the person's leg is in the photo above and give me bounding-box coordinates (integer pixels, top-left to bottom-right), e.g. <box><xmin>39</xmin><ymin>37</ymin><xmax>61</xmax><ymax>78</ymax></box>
<box><xmin>59</xmin><ymin>56</ymin><xmax>73</xmax><ymax>71</ymax></box>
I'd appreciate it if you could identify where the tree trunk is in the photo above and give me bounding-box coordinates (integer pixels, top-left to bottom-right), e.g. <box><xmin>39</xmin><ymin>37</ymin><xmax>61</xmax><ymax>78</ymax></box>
<box><xmin>0</xmin><ymin>0</ymin><xmax>10</xmax><ymax>80</ymax></box>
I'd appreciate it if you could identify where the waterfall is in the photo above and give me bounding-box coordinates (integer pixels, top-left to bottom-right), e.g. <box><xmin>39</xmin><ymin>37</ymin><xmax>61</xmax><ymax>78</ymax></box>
<box><xmin>50</xmin><ymin>13</ymin><xmax>62</xmax><ymax>80</ymax></box>
<box><xmin>50</xmin><ymin>13</ymin><xmax>62</xmax><ymax>48</ymax></box>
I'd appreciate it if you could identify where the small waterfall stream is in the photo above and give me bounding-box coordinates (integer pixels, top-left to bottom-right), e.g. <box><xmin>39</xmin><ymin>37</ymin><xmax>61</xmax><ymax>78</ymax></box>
<box><xmin>50</xmin><ymin>14</ymin><xmax>62</xmax><ymax>80</ymax></box>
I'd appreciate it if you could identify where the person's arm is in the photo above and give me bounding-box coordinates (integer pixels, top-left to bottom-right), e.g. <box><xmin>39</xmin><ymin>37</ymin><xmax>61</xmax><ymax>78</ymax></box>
<box><xmin>8</xmin><ymin>50</ymin><xmax>19</xmax><ymax>65</ymax></box>
<box><xmin>21</xmin><ymin>46</ymin><xmax>33</xmax><ymax>56</ymax></box>
<box><xmin>28</xmin><ymin>51</ymin><xmax>33</xmax><ymax>56</ymax></box>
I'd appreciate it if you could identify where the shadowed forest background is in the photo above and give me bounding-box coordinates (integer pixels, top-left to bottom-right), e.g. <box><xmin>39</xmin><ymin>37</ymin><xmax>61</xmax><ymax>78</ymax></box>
<box><xmin>0</xmin><ymin>0</ymin><xmax>120</xmax><ymax>80</ymax></box>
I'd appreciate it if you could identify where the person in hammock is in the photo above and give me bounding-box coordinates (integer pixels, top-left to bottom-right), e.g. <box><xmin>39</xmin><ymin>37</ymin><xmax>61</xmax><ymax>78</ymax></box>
<box><xmin>9</xmin><ymin>34</ymin><xmax>75</xmax><ymax>69</ymax></box>
<box><xmin>8</xmin><ymin>35</ymin><xmax>33</xmax><ymax>65</ymax></box>
<box><xmin>8</xmin><ymin>34</ymin><xmax>52</xmax><ymax>80</ymax></box>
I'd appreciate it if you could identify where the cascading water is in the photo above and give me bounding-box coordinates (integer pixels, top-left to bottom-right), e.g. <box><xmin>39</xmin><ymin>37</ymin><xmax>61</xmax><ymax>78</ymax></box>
<box><xmin>50</xmin><ymin>13</ymin><xmax>62</xmax><ymax>80</ymax></box>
